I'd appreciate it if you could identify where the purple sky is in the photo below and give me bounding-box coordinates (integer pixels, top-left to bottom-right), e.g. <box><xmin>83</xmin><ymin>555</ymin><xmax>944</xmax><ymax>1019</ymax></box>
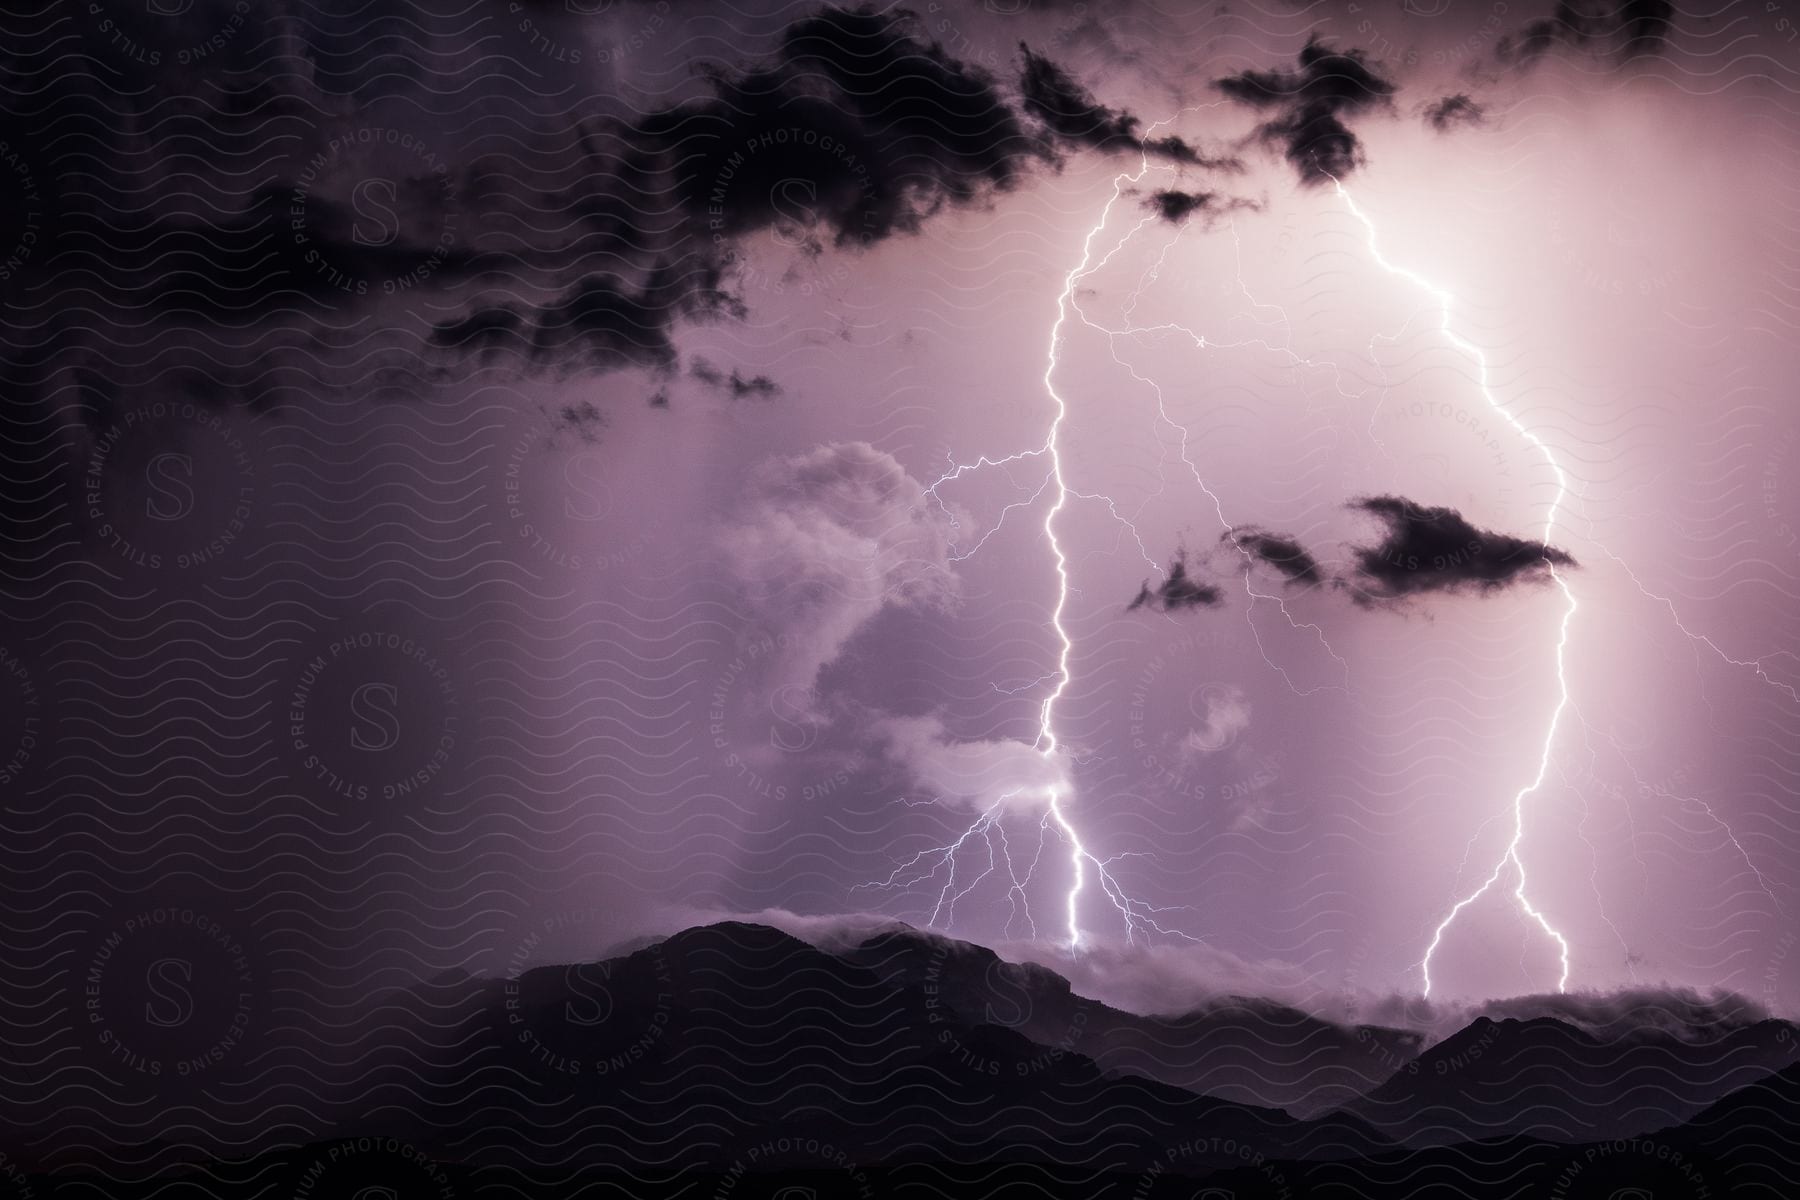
<box><xmin>516</xmin><ymin>1</ymin><xmax>1799</xmax><ymax>1006</ymax></box>
<box><xmin>5</xmin><ymin>6</ymin><xmax>1800</xmax><ymax>1143</ymax></box>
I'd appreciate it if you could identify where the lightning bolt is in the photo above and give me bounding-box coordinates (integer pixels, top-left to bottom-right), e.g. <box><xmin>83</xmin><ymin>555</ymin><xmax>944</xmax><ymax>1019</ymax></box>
<box><xmin>1033</xmin><ymin>161</ymin><xmax>1119</xmax><ymax>951</ymax></box>
<box><xmin>877</xmin><ymin>117</ymin><xmax>1354</xmax><ymax>949</ymax></box>
<box><xmin>1572</xmin><ymin>708</ymin><xmax>1785</xmax><ymax>911</ymax></box>
<box><xmin>1021</xmin><ymin>158</ymin><xmax>1207</xmax><ymax>948</ymax></box>
<box><xmin>1601</xmin><ymin>546</ymin><xmax>1800</xmax><ymax>707</ymax></box>
<box><xmin>1076</xmin><ymin>218</ymin><xmax>1354</xmax><ymax>697</ymax></box>
<box><xmin>871</xmin><ymin>142</ymin><xmax>1217</xmax><ymax>950</ymax></box>
<box><xmin>872</xmin><ymin>135</ymin><xmax>1787</xmax><ymax>991</ymax></box>
<box><xmin>1329</xmin><ymin>180</ymin><xmax>1578</xmax><ymax>997</ymax></box>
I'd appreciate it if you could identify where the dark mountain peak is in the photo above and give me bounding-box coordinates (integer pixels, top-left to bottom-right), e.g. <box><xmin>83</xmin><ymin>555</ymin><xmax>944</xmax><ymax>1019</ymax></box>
<box><xmin>1681</xmin><ymin>1057</ymin><xmax>1800</xmax><ymax>1127</ymax></box>
<box><xmin>654</xmin><ymin>920</ymin><xmax>818</xmax><ymax>959</ymax></box>
<box><xmin>1344</xmin><ymin>1008</ymin><xmax>1800</xmax><ymax>1147</ymax></box>
<box><xmin>1494</xmin><ymin>1013</ymin><xmax>1602</xmax><ymax>1043</ymax></box>
<box><xmin>418</xmin><ymin>966</ymin><xmax>479</xmax><ymax>993</ymax></box>
<box><xmin>595</xmin><ymin>931</ymin><xmax>668</xmax><ymax>960</ymax></box>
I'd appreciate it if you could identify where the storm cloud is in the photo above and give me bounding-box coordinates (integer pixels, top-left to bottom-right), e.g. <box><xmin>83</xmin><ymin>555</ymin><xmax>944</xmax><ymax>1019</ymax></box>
<box><xmin>1228</xmin><ymin>527</ymin><xmax>1323</xmax><ymax>587</ymax></box>
<box><xmin>692</xmin><ymin>359</ymin><xmax>782</xmax><ymax>399</ymax></box>
<box><xmin>1018</xmin><ymin>45</ymin><xmax>1234</xmax><ymax>168</ymax></box>
<box><xmin>1215</xmin><ymin>37</ymin><xmax>1398</xmax><ymax>185</ymax></box>
<box><xmin>874</xmin><ymin>714</ymin><xmax>1071</xmax><ymax>814</ymax></box>
<box><xmin>1423</xmin><ymin>94</ymin><xmax>1485</xmax><ymax>132</ymax></box>
<box><xmin>436</xmin><ymin>7</ymin><xmax>1053</xmax><ymax>374</ymax></box>
<box><xmin>1128</xmin><ymin>554</ymin><xmax>1225</xmax><ymax>613</ymax></box>
<box><xmin>1498</xmin><ymin>0</ymin><xmax>1676</xmax><ymax>66</ymax></box>
<box><xmin>1346</xmin><ymin>495</ymin><xmax>1576</xmax><ymax>604</ymax></box>
<box><xmin>720</xmin><ymin>441</ymin><xmax>961</xmax><ymax>700</ymax></box>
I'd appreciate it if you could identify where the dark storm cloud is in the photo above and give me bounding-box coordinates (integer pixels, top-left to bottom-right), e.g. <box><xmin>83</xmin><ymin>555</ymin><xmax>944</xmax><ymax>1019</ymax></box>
<box><xmin>691</xmin><ymin>359</ymin><xmax>782</xmax><ymax>399</ymax></box>
<box><xmin>558</xmin><ymin>400</ymin><xmax>606</xmax><ymax>438</ymax></box>
<box><xmin>686</xmin><ymin>10</ymin><xmax>1046</xmax><ymax>243</ymax></box>
<box><xmin>1214</xmin><ymin>37</ymin><xmax>1398</xmax><ymax>185</ymax></box>
<box><xmin>1424</xmin><ymin>94</ymin><xmax>1485</xmax><ymax>131</ymax></box>
<box><xmin>88</xmin><ymin>183</ymin><xmax>477</xmax><ymax>320</ymax></box>
<box><xmin>1145</xmin><ymin>190</ymin><xmax>1213</xmax><ymax>223</ymax></box>
<box><xmin>465</xmin><ymin>267</ymin><xmax>745</xmax><ymax>375</ymax></box>
<box><xmin>433</xmin><ymin>269</ymin><xmax>743</xmax><ymax>375</ymax></box>
<box><xmin>1228</xmin><ymin>528</ymin><xmax>1323</xmax><ymax>586</ymax></box>
<box><xmin>3</xmin><ymin>0</ymin><xmax>1288</xmax><ymax>405</ymax></box>
<box><xmin>0</xmin><ymin>139</ymin><xmax>475</xmax><ymax>327</ymax></box>
<box><xmin>1141</xmin><ymin>189</ymin><xmax>1260</xmax><ymax>226</ymax></box>
<box><xmin>1345</xmin><ymin>495</ymin><xmax>1575</xmax><ymax>604</ymax></box>
<box><xmin>436</xmin><ymin>7</ymin><xmax>1053</xmax><ymax>374</ymax></box>
<box><xmin>5</xmin><ymin>2</ymin><xmax>1067</xmax><ymax>388</ymax></box>
<box><xmin>1017</xmin><ymin>45</ymin><xmax>1235</xmax><ymax>168</ymax></box>
<box><xmin>426</xmin><ymin>304</ymin><xmax>529</xmax><ymax>359</ymax></box>
<box><xmin>1617</xmin><ymin>0</ymin><xmax>1678</xmax><ymax>59</ymax></box>
<box><xmin>0</xmin><ymin>0</ymin><xmax>506</xmax><ymax>321</ymax></box>
<box><xmin>1018</xmin><ymin>43</ymin><xmax>1140</xmax><ymax>150</ymax></box>
<box><xmin>1498</xmin><ymin>0</ymin><xmax>1675</xmax><ymax>67</ymax></box>
<box><xmin>1128</xmin><ymin>555</ymin><xmax>1224</xmax><ymax>613</ymax></box>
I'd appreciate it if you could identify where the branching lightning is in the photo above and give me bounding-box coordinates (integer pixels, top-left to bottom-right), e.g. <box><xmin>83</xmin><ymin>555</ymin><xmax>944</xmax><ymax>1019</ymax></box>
<box><xmin>871</xmin><ymin>130</ymin><xmax>1786</xmax><ymax>984</ymax></box>
<box><xmin>874</xmin><ymin>137</ymin><xmax>1220</xmax><ymax>951</ymax></box>
<box><xmin>1572</xmin><ymin>708</ymin><xmax>1785</xmax><ymax>910</ymax></box>
<box><xmin>1077</xmin><ymin>223</ymin><xmax>1354</xmax><ymax>697</ymax></box>
<box><xmin>1330</xmin><ymin>180</ymin><xmax>1578</xmax><ymax>996</ymax></box>
<box><xmin>878</xmin><ymin>118</ymin><xmax>1352</xmax><ymax>949</ymax></box>
<box><xmin>1602</xmin><ymin>547</ymin><xmax>1800</xmax><ymax>707</ymax></box>
<box><xmin>1339</xmin><ymin>180</ymin><xmax>1797</xmax><ymax>995</ymax></box>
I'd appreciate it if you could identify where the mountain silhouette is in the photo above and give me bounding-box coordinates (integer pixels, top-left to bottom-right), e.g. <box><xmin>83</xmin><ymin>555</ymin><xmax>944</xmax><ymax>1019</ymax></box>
<box><xmin>1338</xmin><ymin>1010</ymin><xmax>1799</xmax><ymax>1145</ymax></box>
<box><xmin>11</xmin><ymin>922</ymin><xmax>1798</xmax><ymax>1199</ymax></box>
<box><xmin>842</xmin><ymin>925</ymin><xmax>1423</xmax><ymax>1115</ymax></box>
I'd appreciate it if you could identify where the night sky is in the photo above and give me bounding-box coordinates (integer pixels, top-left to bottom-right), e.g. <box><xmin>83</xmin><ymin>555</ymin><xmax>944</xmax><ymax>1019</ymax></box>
<box><xmin>4</xmin><ymin>0</ymin><xmax>1800</xmax><ymax>1162</ymax></box>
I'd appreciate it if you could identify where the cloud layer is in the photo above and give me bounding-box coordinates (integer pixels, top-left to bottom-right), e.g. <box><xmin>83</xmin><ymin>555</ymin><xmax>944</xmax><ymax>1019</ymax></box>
<box><xmin>875</xmin><ymin>714</ymin><xmax>1071</xmax><ymax>814</ymax></box>
<box><xmin>721</xmin><ymin>441</ymin><xmax>960</xmax><ymax>698</ymax></box>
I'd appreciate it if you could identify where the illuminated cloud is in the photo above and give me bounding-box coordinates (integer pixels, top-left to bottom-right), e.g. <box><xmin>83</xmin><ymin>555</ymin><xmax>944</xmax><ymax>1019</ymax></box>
<box><xmin>1180</xmin><ymin>683</ymin><xmax>1251</xmax><ymax>756</ymax></box>
<box><xmin>721</xmin><ymin>442</ymin><xmax>960</xmax><ymax>699</ymax></box>
<box><xmin>875</xmin><ymin>713</ymin><xmax>1071</xmax><ymax>813</ymax></box>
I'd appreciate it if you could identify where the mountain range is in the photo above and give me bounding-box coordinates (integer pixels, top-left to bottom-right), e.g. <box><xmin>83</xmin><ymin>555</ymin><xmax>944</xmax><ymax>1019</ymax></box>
<box><xmin>21</xmin><ymin>921</ymin><xmax>1800</xmax><ymax>1198</ymax></box>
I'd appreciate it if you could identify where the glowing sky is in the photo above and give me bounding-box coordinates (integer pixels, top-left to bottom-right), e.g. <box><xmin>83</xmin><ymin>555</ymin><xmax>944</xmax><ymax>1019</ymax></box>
<box><xmin>4</xmin><ymin>5</ymin><xmax>1799</xmax><ymax>1121</ymax></box>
